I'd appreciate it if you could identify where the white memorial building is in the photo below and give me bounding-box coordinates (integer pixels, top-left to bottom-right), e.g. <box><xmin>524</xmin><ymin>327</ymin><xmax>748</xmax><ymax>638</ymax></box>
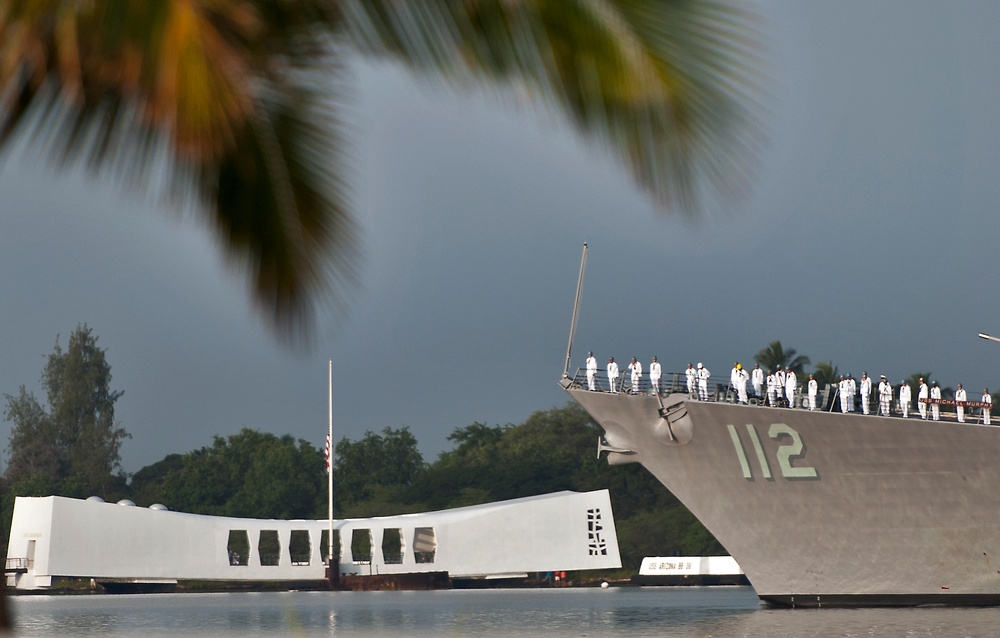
<box><xmin>6</xmin><ymin>490</ymin><xmax>620</xmax><ymax>590</ymax></box>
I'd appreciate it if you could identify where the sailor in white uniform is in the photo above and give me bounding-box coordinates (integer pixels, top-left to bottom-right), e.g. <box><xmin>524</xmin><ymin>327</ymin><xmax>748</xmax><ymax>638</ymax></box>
<box><xmin>775</xmin><ymin>368</ymin><xmax>786</xmax><ymax>406</ymax></box>
<box><xmin>878</xmin><ymin>375</ymin><xmax>892</xmax><ymax>416</ymax></box>
<box><xmin>735</xmin><ymin>364</ymin><xmax>749</xmax><ymax>404</ymax></box>
<box><xmin>983</xmin><ymin>389</ymin><xmax>992</xmax><ymax>425</ymax></box>
<box><xmin>860</xmin><ymin>373</ymin><xmax>872</xmax><ymax>415</ymax></box>
<box><xmin>685</xmin><ymin>363</ymin><xmax>696</xmax><ymax>396</ymax></box>
<box><xmin>628</xmin><ymin>357</ymin><xmax>642</xmax><ymax>394</ymax></box>
<box><xmin>649</xmin><ymin>357</ymin><xmax>662</xmax><ymax>395</ymax></box>
<box><xmin>807</xmin><ymin>375</ymin><xmax>818</xmax><ymax>411</ymax></box>
<box><xmin>955</xmin><ymin>384</ymin><xmax>967</xmax><ymax>422</ymax></box>
<box><xmin>697</xmin><ymin>363</ymin><xmax>710</xmax><ymax>401</ymax></box>
<box><xmin>586</xmin><ymin>352</ymin><xmax>598</xmax><ymax>391</ymax></box>
<box><xmin>607</xmin><ymin>357</ymin><xmax>620</xmax><ymax>394</ymax></box>
<box><xmin>917</xmin><ymin>378</ymin><xmax>929</xmax><ymax>419</ymax></box>
<box><xmin>847</xmin><ymin>375</ymin><xmax>857</xmax><ymax>412</ymax></box>
<box><xmin>766</xmin><ymin>370</ymin><xmax>777</xmax><ymax>406</ymax></box>
<box><xmin>784</xmin><ymin>368</ymin><xmax>797</xmax><ymax>408</ymax></box>
<box><xmin>898</xmin><ymin>380</ymin><xmax>911</xmax><ymax>418</ymax></box>
<box><xmin>930</xmin><ymin>381</ymin><xmax>941</xmax><ymax>420</ymax></box>
<box><xmin>751</xmin><ymin>363</ymin><xmax>764</xmax><ymax>399</ymax></box>
<box><xmin>838</xmin><ymin>375</ymin><xmax>850</xmax><ymax>413</ymax></box>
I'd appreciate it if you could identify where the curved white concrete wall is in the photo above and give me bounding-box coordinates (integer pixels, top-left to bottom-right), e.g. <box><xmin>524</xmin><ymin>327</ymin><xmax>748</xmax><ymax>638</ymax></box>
<box><xmin>6</xmin><ymin>490</ymin><xmax>620</xmax><ymax>589</ymax></box>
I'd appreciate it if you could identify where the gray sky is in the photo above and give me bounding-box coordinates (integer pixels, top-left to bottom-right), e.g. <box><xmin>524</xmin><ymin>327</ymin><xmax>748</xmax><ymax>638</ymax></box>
<box><xmin>2</xmin><ymin>1</ymin><xmax>1000</xmax><ymax>476</ymax></box>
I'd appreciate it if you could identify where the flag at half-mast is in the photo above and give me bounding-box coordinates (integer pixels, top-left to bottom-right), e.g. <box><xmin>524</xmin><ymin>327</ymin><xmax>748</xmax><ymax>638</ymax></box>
<box><xmin>324</xmin><ymin>434</ymin><xmax>331</xmax><ymax>474</ymax></box>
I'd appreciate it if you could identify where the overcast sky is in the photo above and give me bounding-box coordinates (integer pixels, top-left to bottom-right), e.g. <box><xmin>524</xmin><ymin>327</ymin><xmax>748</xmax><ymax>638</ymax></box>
<box><xmin>3</xmin><ymin>1</ymin><xmax>1000</xmax><ymax>477</ymax></box>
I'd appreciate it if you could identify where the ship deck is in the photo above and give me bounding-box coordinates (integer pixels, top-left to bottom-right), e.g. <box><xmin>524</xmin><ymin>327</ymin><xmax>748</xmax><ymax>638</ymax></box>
<box><xmin>566</xmin><ymin>367</ymin><xmax>982</xmax><ymax>422</ymax></box>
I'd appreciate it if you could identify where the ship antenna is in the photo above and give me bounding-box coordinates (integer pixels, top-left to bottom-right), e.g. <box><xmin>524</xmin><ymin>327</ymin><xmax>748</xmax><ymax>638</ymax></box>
<box><xmin>979</xmin><ymin>332</ymin><xmax>1000</xmax><ymax>344</ymax></box>
<box><xmin>563</xmin><ymin>243</ymin><xmax>588</xmax><ymax>379</ymax></box>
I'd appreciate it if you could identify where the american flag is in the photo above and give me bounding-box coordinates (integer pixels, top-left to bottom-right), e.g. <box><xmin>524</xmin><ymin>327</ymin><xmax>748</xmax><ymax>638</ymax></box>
<box><xmin>324</xmin><ymin>434</ymin><xmax>331</xmax><ymax>474</ymax></box>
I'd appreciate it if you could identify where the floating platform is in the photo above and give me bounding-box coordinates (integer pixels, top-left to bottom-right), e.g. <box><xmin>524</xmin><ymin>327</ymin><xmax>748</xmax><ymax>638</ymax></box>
<box><xmin>631</xmin><ymin>556</ymin><xmax>749</xmax><ymax>586</ymax></box>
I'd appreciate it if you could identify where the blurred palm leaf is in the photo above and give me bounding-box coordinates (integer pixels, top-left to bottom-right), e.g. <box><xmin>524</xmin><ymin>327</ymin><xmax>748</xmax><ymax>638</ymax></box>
<box><xmin>345</xmin><ymin>0</ymin><xmax>761</xmax><ymax>207</ymax></box>
<box><xmin>0</xmin><ymin>0</ymin><xmax>761</xmax><ymax>341</ymax></box>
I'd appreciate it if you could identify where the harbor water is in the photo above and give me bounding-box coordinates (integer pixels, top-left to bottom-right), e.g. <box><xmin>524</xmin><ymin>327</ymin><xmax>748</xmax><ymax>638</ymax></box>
<box><xmin>10</xmin><ymin>586</ymin><xmax>1000</xmax><ymax>637</ymax></box>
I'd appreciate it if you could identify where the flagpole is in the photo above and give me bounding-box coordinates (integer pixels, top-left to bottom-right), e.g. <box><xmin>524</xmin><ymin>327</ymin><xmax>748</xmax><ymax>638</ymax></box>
<box><xmin>327</xmin><ymin>358</ymin><xmax>334</xmax><ymax>582</ymax></box>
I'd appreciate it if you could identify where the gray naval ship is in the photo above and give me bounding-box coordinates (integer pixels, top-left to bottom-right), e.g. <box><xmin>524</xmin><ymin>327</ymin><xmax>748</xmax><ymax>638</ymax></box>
<box><xmin>559</xmin><ymin>245</ymin><xmax>1000</xmax><ymax>607</ymax></box>
<box><xmin>563</xmin><ymin>378</ymin><xmax>1000</xmax><ymax>607</ymax></box>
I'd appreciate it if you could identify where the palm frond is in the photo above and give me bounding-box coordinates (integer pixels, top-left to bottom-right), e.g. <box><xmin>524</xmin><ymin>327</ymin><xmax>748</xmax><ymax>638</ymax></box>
<box><xmin>0</xmin><ymin>0</ymin><xmax>762</xmax><ymax>341</ymax></box>
<box><xmin>341</xmin><ymin>0</ymin><xmax>764</xmax><ymax>212</ymax></box>
<box><xmin>0</xmin><ymin>0</ymin><xmax>350</xmax><ymax>341</ymax></box>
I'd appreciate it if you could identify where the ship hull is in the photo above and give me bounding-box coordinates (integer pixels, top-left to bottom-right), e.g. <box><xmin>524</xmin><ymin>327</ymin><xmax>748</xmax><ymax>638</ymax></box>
<box><xmin>566</xmin><ymin>387</ymin><xmax>1000</xmax><ymax>607</ymax></box>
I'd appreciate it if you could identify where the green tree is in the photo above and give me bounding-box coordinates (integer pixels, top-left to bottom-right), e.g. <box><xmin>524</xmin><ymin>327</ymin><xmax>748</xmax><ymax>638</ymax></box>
<box><xmin>0</xmin><ymin>0</ymin><xmax>760</xmax><ymax>341</ymax></box>
<box><xmin>129</xmin><ymin>454</ymin><xmax>186</xmax><ymax>507</ymax></box>
<box><xmin>152</xmin><ymin>428</ymin><xmax>324</xmax><ymax>519</ymax></box>
<box><xmin>445</xmin><ymin>422</ymin><xmax>510</xmax><ymax>463</ymax></box>
<box><xmin>333</xmin><ymin>426</ymin><xmax>426</xmax><ymax>515</ymax></box>
<box><xmin>415</xmin><ymin>405</ymin><xmax>599</xmax><ymax>509</ymax></box>
<box><xmin>754</xmin><ymin>340</ymin><xmax>810</xmax><ymax>374</ymax></box>
<box><xmin>615</xmin><ymin>506</ymin><xmax>724</xmax><ymax>568</ymax></box>
<box><xmin>4</xmin><ymin>325</ymin><xmax>130</xmax><ymax>497</ymax></box>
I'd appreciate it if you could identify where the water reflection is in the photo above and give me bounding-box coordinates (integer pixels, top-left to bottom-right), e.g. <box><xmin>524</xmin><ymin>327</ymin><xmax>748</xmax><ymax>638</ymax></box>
<box><xmin>10</xmin><ymin>587</ymin><xmax>1000</xmax><ymax>637</ymax></box>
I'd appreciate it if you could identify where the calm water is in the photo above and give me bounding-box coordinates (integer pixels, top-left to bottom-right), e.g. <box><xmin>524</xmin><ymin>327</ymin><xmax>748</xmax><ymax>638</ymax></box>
<box><xmin>9</xmin><ymin>586</ymin><xmax>1000</xmax><ymax>637</ymax></box>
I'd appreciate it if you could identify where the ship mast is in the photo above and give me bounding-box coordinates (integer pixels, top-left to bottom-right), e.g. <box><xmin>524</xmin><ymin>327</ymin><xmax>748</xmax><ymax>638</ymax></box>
<box><xmin>562</xmin><ymin>242</ymin><xmax>588</xmax><ymax>380</ymax></box>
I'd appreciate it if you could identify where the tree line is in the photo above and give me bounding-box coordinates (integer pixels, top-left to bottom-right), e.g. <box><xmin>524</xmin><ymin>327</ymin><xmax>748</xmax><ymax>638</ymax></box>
<box><xmin>2</xmin><ymin>326</ymin><xmax>722</xmax><ymax>572</ymax></box>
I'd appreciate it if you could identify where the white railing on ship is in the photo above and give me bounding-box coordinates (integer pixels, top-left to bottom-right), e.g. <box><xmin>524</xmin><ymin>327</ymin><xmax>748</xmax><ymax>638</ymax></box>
<box><xmin>568</xmin><ymin>368</ymin><xmax>735</xmax><ymax>398</ymax></box>
<box><xmin>566</xmin><ymin>368</ymin><xmax>836</xmax><ymax>409</ymax></box>
<box><xmin>566</xmin><ymin>369</ymin><xmax>995</xmax><ymax>420</ymax></box>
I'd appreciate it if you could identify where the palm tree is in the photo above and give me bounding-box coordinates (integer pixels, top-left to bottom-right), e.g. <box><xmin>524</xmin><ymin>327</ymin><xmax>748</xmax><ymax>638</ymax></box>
<box><xmin>811</xmin><ymin>361</ymin><xmax>839</xmax><ymax>389</ymax></box>
<box><xmin>0</xmin><ymin>0</ymin><xmax>761</xmax><ymax>342</ymax></box>
<box><xmin>754</xmin><ymin>340</ymin><xmax>810</xmax><ymax>374</ymax></box>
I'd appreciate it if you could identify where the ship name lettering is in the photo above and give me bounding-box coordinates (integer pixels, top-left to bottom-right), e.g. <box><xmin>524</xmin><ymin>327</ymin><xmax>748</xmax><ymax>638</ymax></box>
<box><xmin>653</xmin><ymin>561</ymin><xmax>691</xmax><ymax>571</ymax></box>
<box><xmin>726</xmin><ymin>423</ymin><xmax>818</xmax><ymax>480</ymax></box>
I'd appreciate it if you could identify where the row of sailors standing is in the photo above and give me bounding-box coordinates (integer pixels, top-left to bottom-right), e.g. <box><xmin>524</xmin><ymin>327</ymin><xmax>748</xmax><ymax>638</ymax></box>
<box><xmin>837</xmin><ymin>373</ymin><xmax>897</xmax><ymax>416</ymax></box>
<box><xmin>585</xmin><ymin>353</ymin><xmax>993</xmax><ymax>424</ymax></box>
<box><xmin>724</xmin><ymin>363</ymin><xmax>815</xmax><ymax>410</ymax></box>
<box><xmin>585</xmin><ymin>352</ymin><xmax>664</xmax><ymax>394</ymax></box>
<box><xmin>838</xmin><ymin>374</ymin><xmax>992</xmax><ymax>424</ymax></box>
<box><xmin>691</xmin><ymin>361</ymin><xmax>807</xmax><ymax>407</ymax></box>
<box><xmin>727</xmin><ymin>364</ymin><xmax>994</xmax><ymax>423</ymax></box>
<box><xmin>762</xmin><ymin>366</ymin><xmax>812</xmax><ymax>408</ymax></box>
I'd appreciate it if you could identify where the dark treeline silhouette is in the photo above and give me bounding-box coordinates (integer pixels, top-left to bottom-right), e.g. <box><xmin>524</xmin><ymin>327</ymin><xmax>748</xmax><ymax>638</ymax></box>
<box><xmin>4</xmin><ymin>403</ymin><xmax>723</xmax><ymax>575</ymax></box>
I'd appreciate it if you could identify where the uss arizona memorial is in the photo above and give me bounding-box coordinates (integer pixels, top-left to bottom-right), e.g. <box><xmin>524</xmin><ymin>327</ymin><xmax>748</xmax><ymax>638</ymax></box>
<box><xmin>5</xmin><ymin>490</ymin><xmax>620</xmax><ymax>591</ymax></box>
